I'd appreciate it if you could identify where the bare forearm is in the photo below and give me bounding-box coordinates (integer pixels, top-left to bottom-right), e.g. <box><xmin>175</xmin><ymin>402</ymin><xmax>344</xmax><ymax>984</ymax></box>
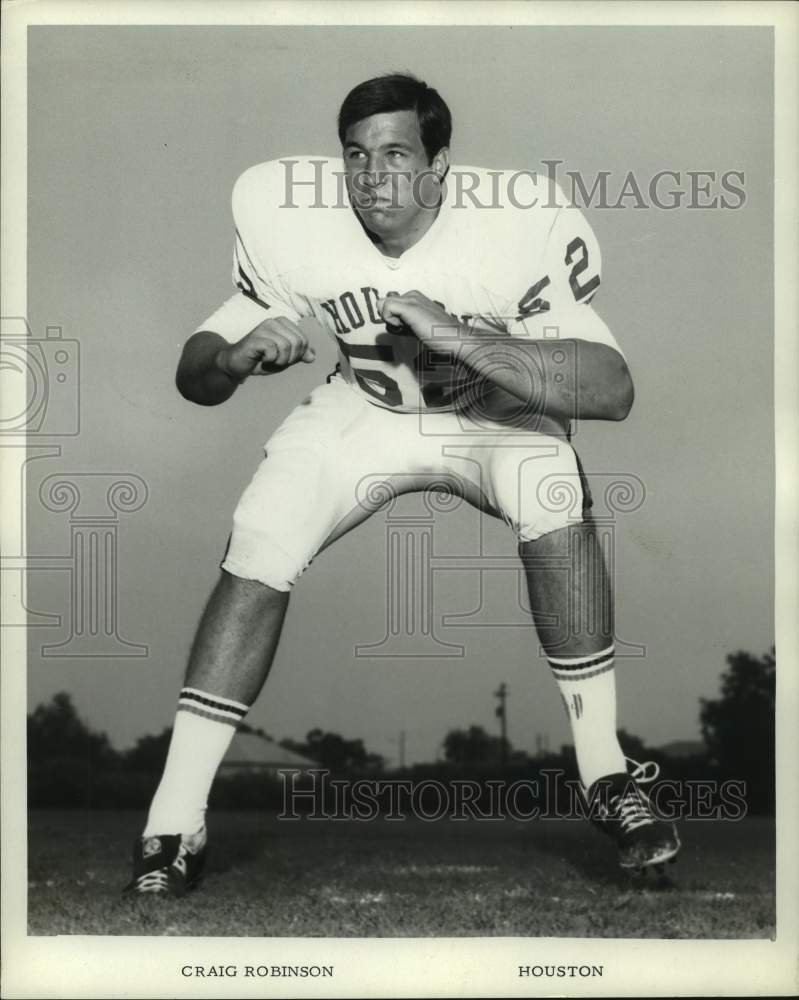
<box><xmin>176</xmin><ymin>331</ymin><xmax>240</xmax><ymax>406</ymax></box>
<box><xmin>453</xmin><ymin>334</ymin><xmax>634</xmax><ymax>422</ymax></box>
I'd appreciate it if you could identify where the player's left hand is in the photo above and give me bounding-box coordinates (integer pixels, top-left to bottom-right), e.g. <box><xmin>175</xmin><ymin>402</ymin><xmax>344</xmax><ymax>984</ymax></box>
<box><xmin>376</xmin><ymin>291</ymin><xmax>459</xmax><ymax>343</ymax></box>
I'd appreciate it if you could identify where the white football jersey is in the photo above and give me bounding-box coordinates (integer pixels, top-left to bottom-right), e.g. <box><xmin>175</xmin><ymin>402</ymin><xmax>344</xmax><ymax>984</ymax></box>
<box><xmin>197</xmin><ymin>156</ymin><xmax>622</xmax><ymax>414</ymax></box>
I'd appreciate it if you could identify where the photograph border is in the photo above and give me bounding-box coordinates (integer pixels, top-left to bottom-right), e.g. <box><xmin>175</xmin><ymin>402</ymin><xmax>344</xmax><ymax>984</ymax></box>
<box><xmin>2</xmin><ymin>2</ymin><xmax>797</xmax><ymax>997</ymax></box>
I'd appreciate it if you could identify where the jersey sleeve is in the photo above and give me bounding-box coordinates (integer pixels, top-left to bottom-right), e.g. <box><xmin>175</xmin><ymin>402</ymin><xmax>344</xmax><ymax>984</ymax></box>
<box><xmin>194</xmin><ymin>165</ymin><xmax>304</xmax><ymax>342</ymax></box>
<box><xmin>506</xmin><ymin>205</ymin><xmax>624</xmax><ymax>357</ymax></box>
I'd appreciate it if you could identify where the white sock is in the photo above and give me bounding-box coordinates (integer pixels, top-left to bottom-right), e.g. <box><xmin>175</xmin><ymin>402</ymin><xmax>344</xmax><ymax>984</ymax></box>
<box><xmin>143</xmin><ymin>688</ymin><xmax>248</xmax><ymax>836</ymax></box>
<box><xmin>547</xmin><ymin>645</ymin><xmax>627</xmax><ymax>789</ymax></box>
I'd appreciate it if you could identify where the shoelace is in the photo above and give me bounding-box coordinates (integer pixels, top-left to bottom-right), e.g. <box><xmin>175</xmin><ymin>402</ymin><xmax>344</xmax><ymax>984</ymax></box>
<box><xmin>607</xmin><ymin>757</ymin><xmax>662</xmax><ymax>832</ymax></box>
<box><xmin>611</xmin><ymin>786</ymin><xmax>654</xmax><ymax>833</ymax></box>
<box><xmin>135</xmin><ymin>869</ymin><xmax>171</xmax><ymax>893</ymax></box>
<box><xmin>592</xmin><ymin>758</ymin><xmax>660</xmax><ymax>833</ymax></box>
<box><xmin>625</xmin><ymin>757</ymin><xmax>660</xmax><ymax>784</ymax></box>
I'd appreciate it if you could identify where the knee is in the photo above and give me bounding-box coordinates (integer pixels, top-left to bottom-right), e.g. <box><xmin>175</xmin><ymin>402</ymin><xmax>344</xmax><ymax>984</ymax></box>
<box><xmin>218</xmin><ymin>569</ymin><xmax>289</xmax><ymax>609</ymax></box>
<box><xmin>519</xmin><ymin>520</ymin><xmax>593</xmax><ymax>557</ymax></box>
<box><xmin>491</xmin><ymin>445</ymin><xmax>584</xmax><ymax>543</ymax></box>
<box><xmin>221</xmin><ymin>525</ymin><xmax>306</xmax><ymax>592</ymax></box>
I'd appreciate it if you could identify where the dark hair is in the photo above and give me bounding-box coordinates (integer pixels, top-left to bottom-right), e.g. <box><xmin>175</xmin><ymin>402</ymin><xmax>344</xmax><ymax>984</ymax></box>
<box><xmin>337</xmin><ymin>73</ymin><xmax>452</xmax><ymax>162</ymax></box>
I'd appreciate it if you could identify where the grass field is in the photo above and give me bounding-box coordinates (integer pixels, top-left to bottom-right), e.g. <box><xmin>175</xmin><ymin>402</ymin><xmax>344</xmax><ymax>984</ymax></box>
<box><xmin>27</xmin><ymin>810</ymin><xmax>775</xmax><ymax>938</ymax></box>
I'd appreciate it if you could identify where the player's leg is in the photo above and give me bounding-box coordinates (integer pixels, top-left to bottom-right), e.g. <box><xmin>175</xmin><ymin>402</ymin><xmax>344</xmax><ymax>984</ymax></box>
<box><xmin>125</xmin><ymin>572</ymin><xmax>287</xmax><ymax>897</ymax></box>
<box><xmin>519</xmin><ymin>520</ymin><xmax>626</xmax><ymax>789</ymax></box>
<box><xmin>449</xmin><ymin>430</ymin><xmax>626</xmax><ymax>787</ymax></box>
<box><xmin>521</xmin><ymin>518</ymin><xmax>680</xmax><ymax>870</ymax></box>
<box><xmin>464</xmin><ymin>429</ymin><xmax>679</xmax><ymax>868</ymax></box>
<box><xmin>141</xmin><ymin>572</ymin><xmax>288</xmax><ymax>840</ymax></box>
<box><xmin>126</xmin><ymin>378</ymin><xmax>411</xmax><ymax>895</ymax></box>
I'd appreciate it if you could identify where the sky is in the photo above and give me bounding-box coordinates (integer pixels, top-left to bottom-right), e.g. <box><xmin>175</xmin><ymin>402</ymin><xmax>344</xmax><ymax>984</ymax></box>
<box><xmin>21</xmin><ymin>24</ymin><xmax>774</xmax><ymax>767</ymax></box>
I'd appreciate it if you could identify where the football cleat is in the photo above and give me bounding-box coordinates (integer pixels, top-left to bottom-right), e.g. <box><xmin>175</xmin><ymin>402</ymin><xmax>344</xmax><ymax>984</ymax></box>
<box><xmin>586</xmin><ymin>758</ymin><xmax>681</xmax><ymax>871</ymax></box>
<box><xmin>123</xmin><ymin>828</ymin><xmax>207</xmax><ymax>897</ymax></box>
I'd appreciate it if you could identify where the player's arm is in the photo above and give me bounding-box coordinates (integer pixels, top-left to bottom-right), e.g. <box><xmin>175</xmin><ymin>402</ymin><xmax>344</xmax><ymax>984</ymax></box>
<box><xmin>480</xmin><ymin>204</ymin><xmax>633</xmax><ymax>421</ymax></box>
<box><xmin>456</xmin><ymin>328</ymin><xmax>633</xmax><ymax>422</ymax></box>
<box><xmin>377</xmin><ymin>295</ymin><xmax>632</xmax><ymax>422</ymax></box>
<box><xmin>175</xmin><ymin>317</ymin><xmax>315</xmax><ymax>407</ymax></box>
<box><xmin>378</xmin><ymin>204</ymin><xmax>633</xmax><ymax>422</ymax></box>
<box><xmin>178</xmin><ymin>168</ymin><xmax>314</xmax><ymax>407</ymax></box>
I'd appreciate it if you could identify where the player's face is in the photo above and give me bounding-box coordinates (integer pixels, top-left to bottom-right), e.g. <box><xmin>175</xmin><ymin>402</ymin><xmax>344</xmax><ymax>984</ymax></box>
<box><xmin>343</xmin><ymin>111</ymin><xmax>448</xmax><ymax>250</ymax></box>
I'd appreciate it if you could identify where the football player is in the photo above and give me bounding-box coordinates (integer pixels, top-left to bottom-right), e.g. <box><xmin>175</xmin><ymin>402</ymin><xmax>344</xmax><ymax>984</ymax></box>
<box><xmin>124</xmin><ymin>74</ymin><xmax>679</xmax><ymax>896</ymax></box>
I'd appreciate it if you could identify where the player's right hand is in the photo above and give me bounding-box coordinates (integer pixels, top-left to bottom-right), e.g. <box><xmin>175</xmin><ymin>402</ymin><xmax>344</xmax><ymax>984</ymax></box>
<box><xmin>218</xmin><ymin>318</ymin><xmax>316</xmax><ymax>380</ymax></box>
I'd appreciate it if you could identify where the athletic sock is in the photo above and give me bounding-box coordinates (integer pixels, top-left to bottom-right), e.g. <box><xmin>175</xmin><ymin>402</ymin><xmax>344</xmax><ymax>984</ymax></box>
<box><xmin>546</xmin><ymin>644</ymin><xmax>627</xmax><ymax>789</ymax></box>
<box><xmin>142</xmin><ymin>687</ymin><xmax>249</xmax><ymax>837</ymax></box>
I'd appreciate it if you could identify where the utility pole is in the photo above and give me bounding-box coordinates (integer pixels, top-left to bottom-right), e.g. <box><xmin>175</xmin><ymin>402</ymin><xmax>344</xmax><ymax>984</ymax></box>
<box><xmin>399</xmin><ymin>730</ymin><xmax>406</xmax><ymax>769</ymax></box>
<box><xmin>494</xmin><ymin>683</ymin><xmax>508</xmax><ymax>768</ymax></box>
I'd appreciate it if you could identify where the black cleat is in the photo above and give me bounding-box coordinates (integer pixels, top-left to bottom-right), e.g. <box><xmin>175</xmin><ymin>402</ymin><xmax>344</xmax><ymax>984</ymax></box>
<box><xmin>586</xmin><ymin>759</ymin><xmax>681</xmax><ymax>871</ymax></box>
<box><xmin>123</xmin><ymin>829</ymin><xmax>207</xmax><ymax>897</ymax></box>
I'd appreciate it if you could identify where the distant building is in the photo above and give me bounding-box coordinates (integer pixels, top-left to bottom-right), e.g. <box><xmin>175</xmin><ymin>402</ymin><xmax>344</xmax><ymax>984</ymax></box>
<box><xmin>220</xmin><ymin>731</ymin><xmax>317</xmax><ymax>776</ymax></box>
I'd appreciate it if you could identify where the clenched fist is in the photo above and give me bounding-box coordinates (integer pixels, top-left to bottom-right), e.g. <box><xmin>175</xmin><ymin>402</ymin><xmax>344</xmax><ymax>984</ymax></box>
<box><xmin>218</xmin><ymin>317</ymin><xmax>316</xmax><ymax>381</ymax></box>
<box><xmin>375</xmin><ymin>290</ymin><xmax>459</xmax><ymax>343</ymax></box>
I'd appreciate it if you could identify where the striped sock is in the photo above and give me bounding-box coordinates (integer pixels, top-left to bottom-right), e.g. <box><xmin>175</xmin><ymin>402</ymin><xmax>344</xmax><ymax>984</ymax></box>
<box><xmin>177</xmin><ymin>687</ymin><xmax>249</xmax><ymax>725</ymax></box>
<box><xmin>142</xmin><ymin>688</ymin><xmax>249</xmax><ymax>837</ymax></box>
<box><xmin>547</xmin><ymin>644</ymin><xmax>627</xmax><ymax>789</ymax></box>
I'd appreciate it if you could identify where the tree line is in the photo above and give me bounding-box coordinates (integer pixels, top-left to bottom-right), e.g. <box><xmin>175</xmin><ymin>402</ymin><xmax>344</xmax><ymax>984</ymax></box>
<box><xmin>26</xmin><ymin>647</ymin><xmax>775</xmax><ymax>813</ymax></box>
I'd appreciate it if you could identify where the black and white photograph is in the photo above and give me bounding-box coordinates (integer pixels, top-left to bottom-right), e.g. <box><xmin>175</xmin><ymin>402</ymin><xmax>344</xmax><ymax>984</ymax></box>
<box><xmin>1</xmin><ymin>2</ymin><xmax>797</xmax><ymax>997</ymax></box>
